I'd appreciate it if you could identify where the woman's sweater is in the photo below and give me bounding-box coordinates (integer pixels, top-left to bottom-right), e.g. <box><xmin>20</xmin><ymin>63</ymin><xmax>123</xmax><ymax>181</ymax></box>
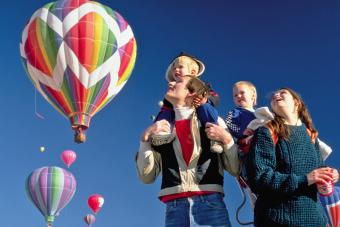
<box><xmin>246</xmin><ymin>124</ymin><xmax>327</xmax><ymax>227</ymax></box>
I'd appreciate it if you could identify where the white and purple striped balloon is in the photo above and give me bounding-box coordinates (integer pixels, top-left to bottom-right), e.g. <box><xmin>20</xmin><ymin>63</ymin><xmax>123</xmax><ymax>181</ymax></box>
<box><xmin>84</xmin><ymin>214</ymin><xmax>96</xmax><ymax>226</ymax></box>
<box><xmin>25</xmin><ymin>166</ymin><xmax>76</xmax><ymax>225</ymax></box>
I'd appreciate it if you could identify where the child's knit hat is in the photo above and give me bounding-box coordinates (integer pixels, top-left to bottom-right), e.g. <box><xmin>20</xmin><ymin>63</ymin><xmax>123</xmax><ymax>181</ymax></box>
<box><xmin>165</xmin><ymin>52</ymin><xmax>205</xmax><ymax>81</ymax></box>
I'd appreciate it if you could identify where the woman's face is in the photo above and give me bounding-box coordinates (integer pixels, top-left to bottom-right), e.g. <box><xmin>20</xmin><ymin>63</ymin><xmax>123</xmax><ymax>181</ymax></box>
<box><xmin>271</xmin><ymin>89</ymin><xmax>298</xmax><ymax>117</ymax></box>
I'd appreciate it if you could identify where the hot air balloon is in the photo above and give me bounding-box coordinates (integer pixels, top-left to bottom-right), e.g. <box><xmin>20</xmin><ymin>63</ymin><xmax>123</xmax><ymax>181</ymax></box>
<box><xmin>88</xmin><ymin>194</ymin><xmax>104</xmax><ymax>214</ymax></box>
<box><xmin>84</xmin><ymin>214</ymin><xmax>96</xmax><ymax>227</ymax></box>
<box><xmin>61</xmin><ymin>149</ymin><xmax>77</xmax><ymax>168</ymax></box>
<box><xmin>26</xmin><ymin>166</ymin><xmax>77</xmax><ymax>227</ymax></box>
<box><xmin>20</xmin><ymin>0</ymin><xmax>137</xmax><ymax>143</ymax></box>
<box><xmin>319</xmin><ymin>186</ymin><xmax>340</xmax><ymax>227</ymax></box>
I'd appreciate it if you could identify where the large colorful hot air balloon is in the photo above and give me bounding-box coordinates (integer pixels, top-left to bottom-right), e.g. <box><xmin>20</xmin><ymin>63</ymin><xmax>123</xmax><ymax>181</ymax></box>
<box><xmin>61</xmin><ymin>149</ymin><xmax>77</xmax><ymax>168</ymax></box>
<box><xmin>319</xmin><ymin>186</ymin><xmax>340</xmax><ymax>227</ymax></box>
<box><xmin>84</xmin><ymin>214</ymin><xmax>96</xmax><ymax>227</ymax></box>
<box><xmin>88</xmin><ymin>194</ymin><xmax>104</xmax><ymax>214</ymax></box>
<box><xmin>25</xmin><ymin>166</ymin><xmax>77</xmax><ymax>227</ymax></box>
<box><xmin>20</xmin><ymin>0</ymin><xmax>137</xmax><ymax>143</ymax></box>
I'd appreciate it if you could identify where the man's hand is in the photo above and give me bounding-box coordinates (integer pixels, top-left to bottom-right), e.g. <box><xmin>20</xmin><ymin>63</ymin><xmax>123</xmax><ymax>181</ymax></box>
<box><xmin>205</xmin><ymin>122</ymin><xmax>233</xmax><ymax>145</ymax></box>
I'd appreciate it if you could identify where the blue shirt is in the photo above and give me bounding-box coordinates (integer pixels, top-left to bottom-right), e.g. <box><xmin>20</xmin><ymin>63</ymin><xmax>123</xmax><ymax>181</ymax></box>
<box><xmin>225</xmin><ymin>107</ymin><xmax>256</xmax><ymax>140</ymax></box>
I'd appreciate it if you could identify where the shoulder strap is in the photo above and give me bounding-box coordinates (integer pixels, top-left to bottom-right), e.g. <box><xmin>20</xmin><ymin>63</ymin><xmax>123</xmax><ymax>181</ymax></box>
<box><xmin>265</xmin><ymin>124</ymin><xmax>278</xmax><ymax>145</ymax></box>
<box><xmin>265</xmin><ymin>124</ymin><xmax>316</xmax><ymax>145</ymax></box>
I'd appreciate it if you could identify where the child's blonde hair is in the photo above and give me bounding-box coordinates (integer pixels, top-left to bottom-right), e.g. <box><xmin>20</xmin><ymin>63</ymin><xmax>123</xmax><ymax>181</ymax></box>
<box><xmin>173</xmin><ymin>56</ymin><xmax>200</xmax><ymax>76</ymax></box>
<box><xmin>165</xmin><ymin>52</ymin><xmax>205</xmax><ymax>82</ymax></box>
<box><xmin>233</xmin><ymin>81</ymin><xmax>257</xmax><ymax>106</ymax></box>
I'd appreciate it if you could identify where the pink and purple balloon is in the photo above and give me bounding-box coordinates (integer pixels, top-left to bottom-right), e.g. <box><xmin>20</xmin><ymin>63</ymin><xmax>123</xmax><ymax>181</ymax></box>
<box><xmin>61</xmin><ymin>150</ymin><xmax>77</xmax><ymax>168</ymax></box>
<box><xmin>25</xmin><ymin>166</ymin><xmax>76</xmax><ymax>226</ymax></box>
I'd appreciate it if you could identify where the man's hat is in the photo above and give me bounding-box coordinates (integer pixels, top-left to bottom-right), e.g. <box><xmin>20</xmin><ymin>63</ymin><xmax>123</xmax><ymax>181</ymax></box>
<box><xmin>165</xmin><ymin>52</ymin><xmax>205</xmax><ymax>81</ymax></box>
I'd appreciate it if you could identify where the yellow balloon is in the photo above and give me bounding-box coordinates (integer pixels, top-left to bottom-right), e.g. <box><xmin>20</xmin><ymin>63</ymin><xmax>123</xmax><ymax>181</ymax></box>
<box><xmin>40</xmin><ymin>146</ymin><xmax>45</xmax><ymax>152</ymax></box>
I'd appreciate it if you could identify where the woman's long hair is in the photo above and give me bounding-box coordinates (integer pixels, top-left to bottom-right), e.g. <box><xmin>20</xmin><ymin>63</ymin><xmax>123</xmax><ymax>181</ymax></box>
<box><xmin>268</xmin><ymin>87</ymin><xmax>317</xmax><ymax>140</ymax></box>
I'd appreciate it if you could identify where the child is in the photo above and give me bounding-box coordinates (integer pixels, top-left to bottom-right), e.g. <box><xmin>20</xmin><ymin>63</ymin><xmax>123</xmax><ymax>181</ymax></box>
<box><xmin>227</xmin><ymin>82</ymin><xmax>332</xmax><ymax>225</ymax></box>
<box><xmin>225</xmin><ymin>81</ymin><xmax>257</xmax><ymax>141</ymax></box>
<box><xmin>226</xmin><ymin>81</ymin><xmax>332</xmax><ymax>158</ymax></box>
<box><xmin>152</xmin><ymin>52</ymin><xmax>222</xmax><ymax>152</ymax></box>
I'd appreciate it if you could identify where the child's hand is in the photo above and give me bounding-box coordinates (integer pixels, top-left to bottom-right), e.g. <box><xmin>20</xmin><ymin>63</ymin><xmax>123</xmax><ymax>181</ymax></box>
<box><xmin>243</xmin><ymin>128</ymin><xmax>254</xmax><ymax>136</ymax></box>
<box><xmin>237</xmin><ymin>135</ymin><xmax>254</xmax><ymax>154</ymax></box>
<box><xmin>193</xmin><ymin>95</ymin><xmax>208</xmax><ymax>108</ymax></box>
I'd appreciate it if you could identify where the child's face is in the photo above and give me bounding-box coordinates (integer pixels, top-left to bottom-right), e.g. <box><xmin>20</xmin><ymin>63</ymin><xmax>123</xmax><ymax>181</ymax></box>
<box><xmin>233</xmin><ymin>84</ymin><xmax>255</xmax><ymax>109</ymax></box>
<box><xmin>171</xmin><ymin>57</ymin><xmax>198</xmax><ymax>82</ymax></box>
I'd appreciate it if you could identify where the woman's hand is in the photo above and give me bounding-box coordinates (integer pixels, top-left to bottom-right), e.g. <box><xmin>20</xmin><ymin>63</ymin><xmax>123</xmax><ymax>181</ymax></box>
<box><xmin>332</xmin><ymin>168</ymin><xmax>339</xmax><ymax>183</ymax></box>
<box><xmin>140</xmin><ymin>120</ymin><xmax>171</xmax><ymax>142</ymax></box>
<box><xmin>205</xmin><ymin>122</ymin><xmax>233</xmax><ymax>145</ymax></box>
<box><xmin>307</xmin><ymin>167</ymin><xmax>334</xmax><ymax>186</ymax></box>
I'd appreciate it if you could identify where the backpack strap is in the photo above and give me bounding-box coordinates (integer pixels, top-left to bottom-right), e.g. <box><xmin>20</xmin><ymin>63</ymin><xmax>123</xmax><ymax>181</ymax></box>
<box><xmin>266</xmin><ymin>124</ymin><xmax>316</xmax><ymax>145</ymax></box>
<box><xmin>265</xmin><ymin>124</ymin><xmax>278</xmax><ymax>145</ymax></box>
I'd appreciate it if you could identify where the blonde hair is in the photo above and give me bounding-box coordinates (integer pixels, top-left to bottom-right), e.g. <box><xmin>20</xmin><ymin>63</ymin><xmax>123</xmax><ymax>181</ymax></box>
<box><xmin>233</xmin><ymin>81</ymin><xmax>257</xmax><ymax>106</ymax></box>
<box><xmin>173</xmin><ymin>56</ymin><xmax>200</xmax><ymax>76</ymax></box>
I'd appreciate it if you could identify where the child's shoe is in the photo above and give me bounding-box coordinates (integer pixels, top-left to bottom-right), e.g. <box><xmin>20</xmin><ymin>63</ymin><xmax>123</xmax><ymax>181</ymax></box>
<box><xmin>151</xmin><ymin>132</ymin><xmax>175</xmax><ymax>146</ymax></box>
<box><xmin>211</xmin><ymin>140</ymin><xmax>223</xmax><ymax>153</ymax></box>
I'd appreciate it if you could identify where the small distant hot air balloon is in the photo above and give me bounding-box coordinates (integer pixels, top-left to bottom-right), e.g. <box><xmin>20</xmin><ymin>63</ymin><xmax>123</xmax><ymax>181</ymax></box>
<box><xmin>61</xmin><ymin>150</ymin><xmax>77</xmax><ymax>168</ymax></box>
<box><xmin>20</xmin><ymin>0</ymin><xmax>137</xmax><ymax>143</ymax></box>
<box><xmin>88</xmin><ymin>194</ymin><xmax>104</xmax><ymax>214</ymax></box>
<box><xmin>84</xmin><ymin>214</ymin><xmax>96</xmax><ymax>227</ymax></box>
<box><xmin>319</xmin><ymin>186</ymin><xmax>340</xmax><ymax>227</ymax></box>
<box><xmin>26</xmin><ymin>166</ymin><xmax>76</xmax><ymax>227</ymax></box>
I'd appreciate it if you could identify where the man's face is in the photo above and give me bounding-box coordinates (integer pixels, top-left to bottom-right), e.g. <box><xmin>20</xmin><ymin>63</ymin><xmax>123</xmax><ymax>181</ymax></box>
<box><xmin>165</xmin><ymin>80</ymin><xmax>190</xmax><ymax>107</ymax></box>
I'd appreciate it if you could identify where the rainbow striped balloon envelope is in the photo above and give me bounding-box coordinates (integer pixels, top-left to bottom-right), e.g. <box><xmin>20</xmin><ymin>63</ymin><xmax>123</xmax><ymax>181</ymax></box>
<box><xmin>20</xmin><ymin>0</ymin><xmax>137</xmax><ymax>143</ymax></box>
<box><xmin>25</xmin><ymin>166</ymin><xmax>77</xmax><ymax>226</ymax></box>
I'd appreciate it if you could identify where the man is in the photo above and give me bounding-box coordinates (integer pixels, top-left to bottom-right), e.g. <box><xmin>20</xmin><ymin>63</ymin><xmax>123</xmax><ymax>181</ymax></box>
<box><xmin>136</xmin><ymin>77</ymin><xmax>240</xmax><ymax>227</ymax></box>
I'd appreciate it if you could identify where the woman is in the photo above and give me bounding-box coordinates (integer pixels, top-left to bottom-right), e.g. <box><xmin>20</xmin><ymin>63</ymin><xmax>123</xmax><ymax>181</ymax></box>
<box><xmin>245</xmin><ymin>87</ymin><xmax>339</xmax><ymax>226</ymax></box>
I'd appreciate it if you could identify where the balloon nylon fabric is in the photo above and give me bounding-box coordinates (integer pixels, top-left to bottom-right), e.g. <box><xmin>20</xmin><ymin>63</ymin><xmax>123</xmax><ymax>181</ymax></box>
<box><xmin>25</xmin><ymin>166</ymin><xmax>76</xmax><ymax>223</ymax></box>
<box><xmin>84</xmin><ymin>214</ymin><xmax>96</xmax><ymax>226</ymax></box>
<box><xmin>20</xmin><ymin>0</ymin><xmax>137</xmax><ymax>129</ymax></box>
<box><xmin>319</xmin><ymin>186</ymin><xmax>340</xmax><ymax>227</ymax></box>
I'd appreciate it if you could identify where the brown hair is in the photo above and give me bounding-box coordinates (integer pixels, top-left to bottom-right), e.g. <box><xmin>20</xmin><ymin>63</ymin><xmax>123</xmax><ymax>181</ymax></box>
<box><xmin>268</xmin><ymin>87</ymin><xmax>317</xmax><ymax>140</ymax></box>
<box><xmin>186</xmin><ymin>76</ymin><xmax>210</xmax><ymax>99</ymax></box>
<box><xmin>233</xmin><ymin>81</ymin><xmax>257</xmax><ymax>106</ymax></box>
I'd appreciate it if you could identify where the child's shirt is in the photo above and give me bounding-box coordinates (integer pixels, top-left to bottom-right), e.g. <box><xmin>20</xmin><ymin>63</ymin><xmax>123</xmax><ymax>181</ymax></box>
<box><xmin>225</xmin><ymin>107</ymin><xmax>256</xmax><ymax>140</ymax></box>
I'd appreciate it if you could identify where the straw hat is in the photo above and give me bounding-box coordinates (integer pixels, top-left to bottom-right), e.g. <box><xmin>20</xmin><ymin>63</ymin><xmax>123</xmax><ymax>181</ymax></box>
<box><xmin>165</xmin><ymin>52</ymin><xmax>205</xmax><ymax>81</ymax></box>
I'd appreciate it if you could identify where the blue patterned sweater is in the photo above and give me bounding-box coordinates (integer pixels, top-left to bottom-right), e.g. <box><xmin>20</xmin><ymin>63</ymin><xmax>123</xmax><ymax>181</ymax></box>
<box><xmin>225</xmin><ymin>107</ymin><xmax>256</xmax><ymax>140</ymax></box>
<box><xmin>245</xmin><ymin>124</ymin><xmax>327</xmax><ymax>227</ymax></box>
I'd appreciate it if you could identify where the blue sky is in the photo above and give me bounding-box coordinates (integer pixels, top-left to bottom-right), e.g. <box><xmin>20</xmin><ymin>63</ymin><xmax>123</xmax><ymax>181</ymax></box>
<box><xmin>0</xmin><ymin>0</ymin><xmax>339</xmax><ymax>226</ymax></box>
